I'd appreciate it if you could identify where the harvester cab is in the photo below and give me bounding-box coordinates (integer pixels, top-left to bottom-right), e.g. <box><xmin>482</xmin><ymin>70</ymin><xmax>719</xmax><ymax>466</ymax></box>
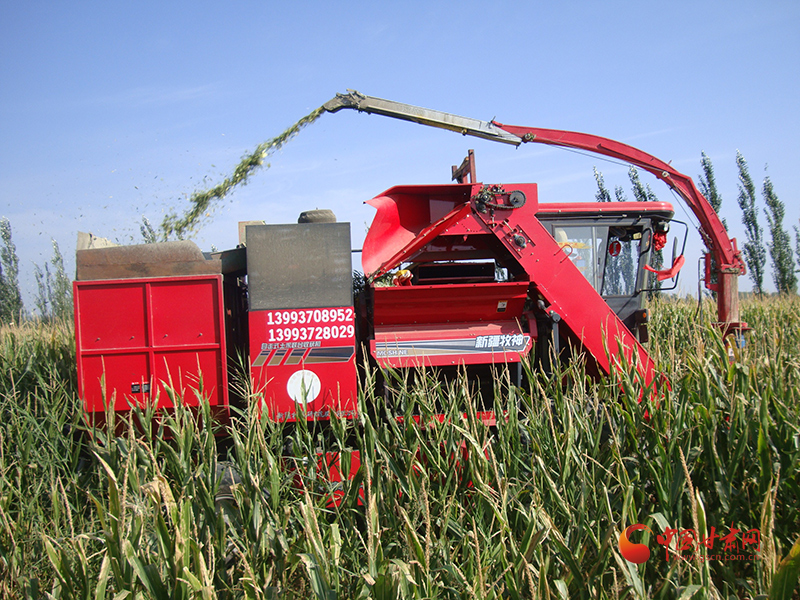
<box><xmin>533</xmin><ymin>199</ymin><xmax>680</xmax><ymax>351</ymax></box>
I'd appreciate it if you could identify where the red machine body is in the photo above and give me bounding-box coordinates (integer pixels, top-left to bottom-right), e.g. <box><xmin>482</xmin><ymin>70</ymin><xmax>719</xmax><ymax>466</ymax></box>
<box><xmin>72</xmin><ymin>167</ymin><xmax>675</xmax><ymax>423</ymax></box>
<box><xmin>360</xmin><ymin>181</ymin><xmax>671</xmax><ymax>390</ymax></box>
<box><xmin>74</xmin><ymin>274</ymin><xmax>230</xmax><ymax>426</ymax></box>
<box><xmin>244</xmin><ymin>222</ymin><xmax>358</xmax><ymax>422</ymax></box>
<box><xmin>73</xmin><ymin>91</ymin><xmax>746</xmax><ymax>427</ymax></box>
<box><xmin>248</xmin><ymin>307</ymin><xmax>357</xmax><ymax>421</ymax></box>
<box><xmin>371</xmin><ymin>282</ymin><xmax>531</xmax><ymax>369</ymax></box>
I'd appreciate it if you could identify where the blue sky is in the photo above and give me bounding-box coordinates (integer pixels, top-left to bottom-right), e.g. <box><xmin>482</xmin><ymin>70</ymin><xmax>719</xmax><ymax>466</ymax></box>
<box><xmin>2</xmin><ymin>1</ymin><xmax>799</xmax><ymax>306</ymax></box>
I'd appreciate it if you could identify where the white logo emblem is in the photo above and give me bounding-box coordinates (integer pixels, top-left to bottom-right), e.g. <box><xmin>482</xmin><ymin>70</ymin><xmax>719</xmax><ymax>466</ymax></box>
<box><xmin>286</xmin><ymin>369</ymin><xmax>322</xmax><ymax>406</ymax></box>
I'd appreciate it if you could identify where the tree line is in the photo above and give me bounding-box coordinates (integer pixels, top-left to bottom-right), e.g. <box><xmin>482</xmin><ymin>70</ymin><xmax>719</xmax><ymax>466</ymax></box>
<box><xmin>0</xmin><ymin>218</ymin><xmax>72</xmax><ymax>324</ymax></box>
<box><xmin>594</xmin><ymin>151</ymin><xmax>798</xmax><ymax>296</ymax></box>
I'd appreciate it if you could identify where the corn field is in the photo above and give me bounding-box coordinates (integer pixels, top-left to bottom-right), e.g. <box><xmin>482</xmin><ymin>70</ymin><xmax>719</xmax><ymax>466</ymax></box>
<box><xmin>0</xmin><ymin>297</ymin><xmax>798</xmax><ymax>599</ymax></box>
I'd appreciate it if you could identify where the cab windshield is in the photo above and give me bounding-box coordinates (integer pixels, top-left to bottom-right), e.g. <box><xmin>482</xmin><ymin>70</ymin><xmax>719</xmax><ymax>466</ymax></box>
<box><xmin>553</xmin><ymin>225</ymin><xmax>608</xmax><ymax>292</ymax></box>
<box><xmin>553</xmin><ymin>224</ymin><xmax>642</xmax><ymax>297</ymax></box>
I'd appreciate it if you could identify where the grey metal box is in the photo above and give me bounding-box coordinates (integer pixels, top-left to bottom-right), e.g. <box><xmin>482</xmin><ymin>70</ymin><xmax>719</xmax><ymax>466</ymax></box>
<box><xmin>246</xmin><ymin>223</ymin><xmax>352</xmax><ymax>310</ymax></box>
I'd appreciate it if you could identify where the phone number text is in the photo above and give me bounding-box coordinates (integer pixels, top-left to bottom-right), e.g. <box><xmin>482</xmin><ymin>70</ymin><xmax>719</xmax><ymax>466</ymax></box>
<box><xmin>268</xmin><ymin>324</ymin><xmax>355</xmax><ymax>343</ymax></box>
<box><xmin>266</xmin><ymin>308</ymin><xmax>354</xmax><ymax>326</ymax></box>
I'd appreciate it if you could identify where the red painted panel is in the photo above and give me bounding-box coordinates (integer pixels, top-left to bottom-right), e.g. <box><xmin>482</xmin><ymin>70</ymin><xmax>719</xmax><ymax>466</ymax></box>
<box><xmin>249</xmin><ymin>307</ymin><xmax>358</xmax><ymax>422</ymax></box>
<box><xmin>362</xmin><ymin>184</ymin><xmax>474</xmax><ymax>274</ymax></box>
<box><xmin>150</xmin><ymin>279</ymin><xmax>220</xmax><ymax>347</ymax></box>
<box><xmin>75</xmin><ymin>275</ymin><xmax>229</xmax><ymax>425</ymax></box>
<box><xmin>152</xmin><ymin>349</ymin><xmax>223</xmax><ymax>408</ymax></box>
<box><xmin>76</xmin><ymin>282</ymin><xmax>148</xmax><ymax>350</ymax></box>
<box><xmin>372</xmin><ymin>281</ymin><xmax>529</xmax><ymax>326</ymax></box>
<box><xmin>536</xmin><ymin>201</ymin><xmax>674</xmax><ymax>216</ymax></box>
<box><xmin>371</xmin><ymin>321</ymin><xmax>531</xmax><ymax>368</ymax></box>
<box><xmin>362</xmin><ymin>183</ymin><xmax>539</xmax><ymax>275</ymax></box>
<box><xmin>81</xmin><ymin>352</ymin><xmax>150</xmax><ymax>413</ymax></box>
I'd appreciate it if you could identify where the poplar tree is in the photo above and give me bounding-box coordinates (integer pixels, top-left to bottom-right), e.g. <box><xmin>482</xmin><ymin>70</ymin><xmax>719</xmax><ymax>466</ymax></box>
<box><xmin>698</xmin><ymin>152</ymin><xmax>726</xmax><ymax>292</ymax></box>
<box><xmin>593</xmin><ymin>167</ymin><xmax>612</xmax><ymax>203</ymax></box>
<box><xmin>594</xmin><ymin>168</ymin><xmax>621</xmax><ymax>293</ymax></box>
<box><xmin>736</xmin><ymin>151</ymin><xmax>767</xmax><ymax>295</ymax></box>
<box><xmin>34</xmin><ymin>240</ymin><xmax>73</xmax><ymax>321</ymax></box>
<box><xmin>0</xmin><ymin>217</ymin><xmax>23</xmax><ymax>323</ymax></box>
<box><xmin>622</xmin><ymin>250</ymin><xmax>636</xmax><ymax>295</ymax></box>
<box><xmin>592</xmin><ymin>168</ymin><xmax>640</xmax><ymax>294</ymax></box>
<box><xmin>698</xmin><ymin>151</ymin><xmax>727</xmax><ymax>229</ymax></box>
<box><xmin>629</xmin><ymin>166</ymin><xmax>658</xmax><ymax>202</ymax></box>
<box><xmin>795</xmin><ymin>223</ymin><xmax>800</xmax><ymax>273</ymax></box>
<box><xmin>763</xmin><ymin>174</ymin><xmax>796</xmax><ymax>294</ymax></box>
<box><xmin>614</xmin><ymin>185</ymin><xmax>637</xmax><ymax>293</ymax></box>
<box><xmin>629</xmin><ymin>167</ymin><xmax>663</xmax><ymax>294</ymax></box>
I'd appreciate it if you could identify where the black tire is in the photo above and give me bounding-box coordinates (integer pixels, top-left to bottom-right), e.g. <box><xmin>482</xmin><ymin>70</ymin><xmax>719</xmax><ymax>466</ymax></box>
<box><xmin>298</xmin><ymin>209</ymin><xmax>337</xmax><ymax>224</ymax></box>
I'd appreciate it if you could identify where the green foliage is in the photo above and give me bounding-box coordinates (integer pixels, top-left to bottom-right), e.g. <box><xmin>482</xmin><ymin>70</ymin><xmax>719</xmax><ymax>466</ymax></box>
<box><xmin>594</xmin><ymin>168</ymin><xmax>625</xmax><ymax>294</ymax></box>
<box><xmin>0</xmin><ymin>320</ymin><xmax>84</xmax><ymax>597</ymax></box>
<box><xmin>770</xmin><ymin>535</ymin><xmax>800</xmax><ymax>600</ymax></box>
<box><xmin>795</xmin><ymin>223</ymin><xmax>800</xmax><ymax>273</ymax></box>
<box><xmin>0</xmin><ymin>319</ymin><xmax>77</xmax><ymax>400</ymax></box>
<box><xmin>1</xmin><ymin>298</ymin><xmax>799</xmax><ymax>598</ymax></box>
<box><xmin>140</xmin><ymin>215</ymin><xmax>158</xmax><ymax>244</ymax></box>
<box><xmin>737</xmin><ymin>151</ymin><xmax>767</xmax><ymax>295</ymax></box>
<box><xmin>159</xmin><ymin>107</ymin><xmax>326</xmax><ymax>241</ymax></box>
<box><xmin>593</xmin><ymin>167</ymin><xmax>612</xmax><ymax>203</ymax></box>
<box><xmin>0</xmin><ymin>217</ymin><xmax>24</xmax><ymax>324</ymax></box>
<box><xmin>762</xmin><ymin>175</ymin><xmax>797</xmax><ymax>294</ymax></box>
<box><xmin>698</xmin><ymin>153</ymin><xmax>727</xmax><ymax>293</ymax></box>
<box><xmin>628</xmin><ymin>165</ymin><xmax>657</xmax><ymax>205</ymax></box>
<box><xmin>698</xmin><ymin>152</ymin><xmax>726</xmax><ymax>229</ymax></box>
<box><xmin>34</xmin><ymin>239</ymin><xmax>73</xmax><ymax>321</ymax></box>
